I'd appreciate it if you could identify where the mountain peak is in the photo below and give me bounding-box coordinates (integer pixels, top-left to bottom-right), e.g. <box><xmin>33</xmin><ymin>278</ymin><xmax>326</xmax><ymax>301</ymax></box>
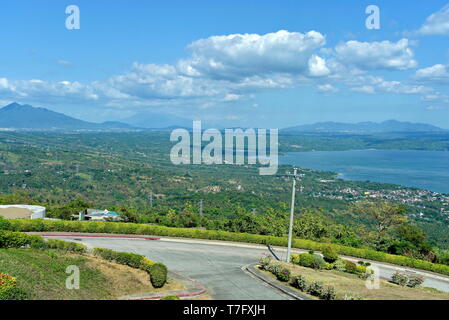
<box><xmin>2</xmin><ymin>102</ymin><xmax>30</xmax><ymax>111</ymax></box>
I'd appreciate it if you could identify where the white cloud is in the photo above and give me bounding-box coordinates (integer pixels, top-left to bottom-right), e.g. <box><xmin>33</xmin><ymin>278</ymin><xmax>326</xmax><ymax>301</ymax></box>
<box><xmin>56</xmin><ymin>60</ymin><xmax>73</xmax><ymax>67</ymax></box>
<box><xmin>335</xmin><ymin>39</ymin><xmax>417</xmax><ymax>71</ymax></box>
<box><xmin>178</xmin><ymin>30</ymin><xmax>327</xmax><ymax>80</ymax></box>
<box><xmin>308</xmin><ymin>55</ymin><xmax>330</xmax><ymax>77</ymax></box>
<box><xmin>415</xmin><ymin>63</ymin><xmax>449</xmax><ymax>84</ymax></box>
<box><xmin>317</xmin><ymin>84</ymin><xmax>338</xmax><ymax>93</ymax></box>
<box><xmin>0</xmin><ymin>30</ymin><xmax>442</xmax><ymax>112</ymax></box>
<box><xmin>349</xmin><ymin>76</ymin><xmax>432</xmax><ymax>95</ymax></box>
<box><xmin>416</xmin><ymin>4</ymin><xmax>449</xmax><ymax>36</ymax></box>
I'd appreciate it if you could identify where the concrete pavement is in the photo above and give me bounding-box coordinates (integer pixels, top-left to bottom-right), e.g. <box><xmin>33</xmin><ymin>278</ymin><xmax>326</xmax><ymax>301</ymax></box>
<box><xmin>39</xmin><ymin>233</ymin><xmax>449</xmax><ymax>298</ymax></box>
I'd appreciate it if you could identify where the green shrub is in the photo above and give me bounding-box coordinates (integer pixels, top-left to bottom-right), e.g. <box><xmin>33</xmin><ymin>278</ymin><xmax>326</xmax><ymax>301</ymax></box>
<box><xmin>293</xmin><ymin>275</ymin><xmax>309</xmax><ymax>291</ymax></box>
<box><xmin>298</xmin><ymin>253</ymin><xmax>314</xmax><ymax>268</ymax></box>
<box><xmin>322</xmin><ymin>246</ymin><xmax>338</xmax><ymax>263</ymax></box>
<box><xmin>93</xmin><ymin>248</ymin><xmax>143</xmax><ymax>269</ymax></box>
<box><xmin>356</xmin><ymin>265</ymin><xmax>367</xmax><ymax>274</ymax></box>
<box><xmin>307</xmin><ymin>281</ymin><xmax>324</xmax><ymax>297</ymax></box>
<box><xmin>150</xmin><ymin>263</ymin><xmax>168</xmax><ymax>288</ymax></box>
<box><xmin>311</xmin><ymin>254</ymin><xmax>326</xmax><ymax>270</ymax></box>
<box><xmin>290</xmin><ymin>254</ymin><xmax>300</xmax><ymax>265</ymax></box>
<box><xmin>344</xmin><ymin>261</ymin><xmax>358</xmax><ymax>274</ymax></box>
<box><xmin>0</xmin><ymin>286</ymin><xmax>29</xmax><ymax>300</ymax></box>
<box><xmin>324</xmin><ymin>262</ymin><xmax>334</xmax><ymax>270</ymax></box>
<box><xmin>161</xmin><ymin>295</ymin><xmax>180</xmax><ymax>300</ymax></box>
<box><xmin>391</xmin><ymin>271</ymin><xmax>409</xmax><ymax>286</ymax></box>
<box><xmin>274</xmin><ymin>266</ymin><xmax>291</xmax><ymax>282</ymax></box>
<box><xmin>0</xmin><ymin>217</ymin><xmax>10</xmax><ymax>230</ymax></box>
<box><xmin>29</xmin><ymin>235</ymin><xmax>48</xmax><ymax>249</ymax></box>
<box><xmin>0</xmin><ymin>230</ymin><xmax>30</xmax><ymax>248</ymax></box>
<box><xmin>407</xmin><ymin>274</ymin><xmax>424</xmax><ymax>288</ymax></box>
<box><xmin>0</xmin><ymin>273</ymin><xmax>16</xmax><ymax>290</ymax></box>
<box><xmin>259</xmin><ymin>256</ymin><xmax>272</xmax><ymax>270</ymax></box>
<box><xmin>46</xmin><ymin>239</ymin><xmax>87</xmax><ymax>253</ymax></box>
<box><xmin>267</xmin><ymin>263</ymin><xmax>283</xmax><ymax>275</ymax></box>
<box><xmin>321</xmin><ymin>286</ymin><xmax>337</xmax><ymax>300</ymax></box>
<box><xmin>334</xmin><ymin>259</ymin><xmax>346</xmax><ymax>272</ymax></box>
<box><xmin>343</xmin><ymin>293</ymin><xmax>363</xmax><ymax>300</ymax></box>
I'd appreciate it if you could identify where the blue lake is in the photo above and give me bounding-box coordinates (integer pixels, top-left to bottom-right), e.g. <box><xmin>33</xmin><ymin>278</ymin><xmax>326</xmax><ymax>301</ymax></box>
<box><xmin>280</xmin><ymin>150</ymin><xmax>449</xmax><ymax>194</ymax></box>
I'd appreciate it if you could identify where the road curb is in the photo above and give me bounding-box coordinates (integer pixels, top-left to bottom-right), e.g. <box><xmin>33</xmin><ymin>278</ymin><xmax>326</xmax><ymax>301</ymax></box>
<box><xmin>121</xmin><ymin>271</ymin><xmax>209</xmax><ymax>300</ymax></box>
<box><xmin>243</xmin><ymin>263</ymin><xmax>313</xmax><ymax>300</ymax></box>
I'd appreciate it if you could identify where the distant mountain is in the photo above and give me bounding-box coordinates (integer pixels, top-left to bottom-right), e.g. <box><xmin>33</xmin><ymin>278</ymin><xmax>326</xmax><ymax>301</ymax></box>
<box><xmin>121</xmin><ymin>112</ymin><xmax>192</xmax><ymax>129</ymax></box>
<box><xmin>283</xmin><ymin>120</ymin><xmax>446</xmax><ymax>133</ymax></box>
<box><xmin>0</xmin><ymin>103</ymin><xmax>141</xmax><ymax>131</ymax></box>
<box><xmin>100</xmin><ymin>121</ymin><xmax>138</xmax><ymax>129</ymax></box>
<box><xmin>0</xmin><ymin>103</ymin><xmax>97</xmax><ymax>129</ymax></box>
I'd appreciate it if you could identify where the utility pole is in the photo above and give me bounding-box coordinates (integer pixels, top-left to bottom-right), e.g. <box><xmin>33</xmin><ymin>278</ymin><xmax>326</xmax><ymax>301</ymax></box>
<box><xmin>199</xmin><ymin>199</ymin><xmax>203</xmax><ymax>216</ymax></box>
<box><xmin>286</xmin><ymin>168</ymin><xmax>298</xmax><ymax>263</ymax></box>
<box><xmin>149</xmin><ymin>191</ymin><xmax>153</xmax><ymax>208</ymax></box>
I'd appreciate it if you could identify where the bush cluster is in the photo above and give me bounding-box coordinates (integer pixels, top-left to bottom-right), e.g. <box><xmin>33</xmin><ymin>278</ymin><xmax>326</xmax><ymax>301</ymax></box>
<box><xmin>7</xmin><ymin>219</ymin><xmax>449</xmax><ymax>277</ymax></box>
<box><xmin>292</xmin><ymin>276</ymin><xmax>337</xmax><ymax>300</ymax></box>
<box><xmin>0</xmin><ymin>230</ymin><xmax>87</xmax><ymax>253</ymax></box>
<box><xmin>150</xmin><ymin>263</ymin><xmax>168</xmax><ymax>288</ymax></box>
<box><xmin>0</xmin><ymin>273</ymin><xmax>29</xmax><ymax>301</ymax></box>
<box><xmin>266</xmin><ymin>263</ymin><xmax>291</xmax><ymax>282</ymax></box>
<box><xmin>292</xmin><ymin>253</ymin><xmax>372</xmax><ymax>280</ymax></box>
<box><xmin>391</xmin><ymin>271</ymin><xmax>424</xmax><ymax>288</ymax></box>
<box><xmin>322</xmin><ymin>246</ymin><xmax>338</xmax><ymax>263</ymax></box>
<box><xmin>93</xmin><ymin>248</ymin><xmax>145</xmax><ymax>269</ymax></box>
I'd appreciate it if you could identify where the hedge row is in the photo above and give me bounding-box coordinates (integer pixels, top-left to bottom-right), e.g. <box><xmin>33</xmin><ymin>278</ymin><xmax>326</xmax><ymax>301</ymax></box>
<box><xmin>0</xmin><ymin>230</ymin><xmax>87</xmax><ymax>253</ymax></box>
<box><xmin>93</xmin><ymin>248</ymin><xmax>167</xmax><ymax>288</ymax></box>
<box><xmin>0</xmin><ymin>229</ymin><xmax>168</xmax><ymax>288</ymax></box>
<box><xmin>6</xmin><ymin>219</ymin><xmax>449</xmax><ymax>277</ymax></box>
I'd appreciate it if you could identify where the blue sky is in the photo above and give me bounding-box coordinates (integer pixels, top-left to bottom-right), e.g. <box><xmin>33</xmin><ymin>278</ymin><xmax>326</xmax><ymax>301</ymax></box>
<box><xmin>1</xmin><ymin>0</ymin><xmax>449</xmax><ymax>128</ymax></box>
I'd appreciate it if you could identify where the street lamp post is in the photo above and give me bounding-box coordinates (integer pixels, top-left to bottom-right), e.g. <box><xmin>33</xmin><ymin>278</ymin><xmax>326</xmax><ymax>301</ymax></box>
<box><xmin>286</xmin><ymin>168</ymin><xmax>298</xmax><ymax>263</ymax></box>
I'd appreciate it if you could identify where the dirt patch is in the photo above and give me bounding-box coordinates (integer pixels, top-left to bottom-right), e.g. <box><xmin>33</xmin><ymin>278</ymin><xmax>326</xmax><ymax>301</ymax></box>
<box><xmin>84</xmin><ymin>255</ymin><xmax>185</xmax><ymax>298</ymax></box>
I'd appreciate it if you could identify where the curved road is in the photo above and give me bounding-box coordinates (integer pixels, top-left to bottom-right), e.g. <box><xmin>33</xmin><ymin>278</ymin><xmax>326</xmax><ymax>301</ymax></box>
<box><xmin>42</xmin><ymin>234</ymin><xmax>449</xmax><ymax>299</ymax></box>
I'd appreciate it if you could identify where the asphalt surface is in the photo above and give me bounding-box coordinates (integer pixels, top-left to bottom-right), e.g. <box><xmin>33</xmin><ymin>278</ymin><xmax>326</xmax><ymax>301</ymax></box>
<box><xmin>45</xmin><ymin>235</ymin><xmax>449</xmax><ymax>299</ymax></box>
<box><xmin>53</xmin><ymin>236</ymin><xmax>292</xmax><ymax>300</ymax></box>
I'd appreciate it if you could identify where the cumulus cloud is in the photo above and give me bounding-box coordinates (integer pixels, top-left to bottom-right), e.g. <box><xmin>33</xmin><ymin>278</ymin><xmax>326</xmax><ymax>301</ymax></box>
<box><xmin>415</xmin><ymin>63</ymin><xmax>449</xmax><ymax>84</ymax></box>
<box><xmin>0</xmin><ymin>30</ymin><xmax>441</xmax><ymax>111</ymax></box>
<box><xmin>178</xmin><ymin>30</ymin><xmax>327</xmax><ymax>80</ymax></box>
<box><xmin>334</xmin><ymin>39</ymin><xmax>417</xmax><ymax>71</ymax></box>
<box><xmin>416</xmin><ymin>4</ymin><xmax>449</xmax><ymax>36</ymax></box>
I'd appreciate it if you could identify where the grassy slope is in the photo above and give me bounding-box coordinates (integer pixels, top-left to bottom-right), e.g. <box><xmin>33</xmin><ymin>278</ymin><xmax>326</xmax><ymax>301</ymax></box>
<box><xmin>0</xmin><ymin>248</ymin><xmax>182</xmax><ymax>300</ymax></box>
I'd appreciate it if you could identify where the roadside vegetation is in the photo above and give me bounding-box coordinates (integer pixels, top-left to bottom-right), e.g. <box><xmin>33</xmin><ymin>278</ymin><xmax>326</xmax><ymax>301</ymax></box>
<box><xmin>4</xmin><ymin>217</ymin><xmax>449</xmax><ymax>277</ymax></box>
<box><xmin>259</xmin><ymin>255</ymin><xmax>449</xmax><ymax>300</ymax></box>
<box><xmin>0</xmin><ymin>229</ymin><xmax>171</xmax><ymax>300</ymax></box>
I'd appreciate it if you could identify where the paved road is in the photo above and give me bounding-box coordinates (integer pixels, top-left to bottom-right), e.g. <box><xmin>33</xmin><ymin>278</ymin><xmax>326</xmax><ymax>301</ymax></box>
<box><xmin>45</xmin><ymin>234</ymin><xmax>449</xmax><ymax>298</ymax></box>
<box><xmin>51</xmin><ymin>236</ymin><xmax>291</xmax><ymax>300</ymax></box>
